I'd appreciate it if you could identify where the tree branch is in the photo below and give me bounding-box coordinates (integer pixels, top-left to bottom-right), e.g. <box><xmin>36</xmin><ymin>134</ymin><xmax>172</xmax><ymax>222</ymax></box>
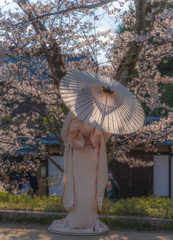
<box><xmin>27</xmin><ymin>143</ymin><xmax>64</xmax><ymax>172</ymax></box>
<box><xmin>26</xmin><ymin>0</ymin><xmax>115</xmax><ymax>20</ymax></box>
<box><xmin>16</xmin><ymin>0</ymin><xmax>66</xmax><ymax>84</ymax></box>
<box><xmin>114</xmin><ymin>0</ymin><xmax>167</xmax><ymax>86</ymax></box>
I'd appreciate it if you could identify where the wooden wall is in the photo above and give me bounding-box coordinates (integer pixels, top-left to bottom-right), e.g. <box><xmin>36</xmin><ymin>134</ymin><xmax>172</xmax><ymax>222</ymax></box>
<box><xmin>110</xmin><ymin>151</ymin><xmax>153</xmax><ymax>198</ymax></box>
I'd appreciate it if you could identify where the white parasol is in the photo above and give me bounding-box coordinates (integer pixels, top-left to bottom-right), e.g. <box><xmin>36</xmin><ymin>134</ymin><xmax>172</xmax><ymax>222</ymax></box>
<box><xmin>59</xmin><ymin>71</ymin><xmax>145</xmax><ymax>135</ymax></box>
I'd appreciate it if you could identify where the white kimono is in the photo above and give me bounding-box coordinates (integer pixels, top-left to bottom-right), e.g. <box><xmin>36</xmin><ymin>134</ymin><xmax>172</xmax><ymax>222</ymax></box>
<box><xmin>48</xmin><ymin>112</ymin><xmax>110</xmax><ymax>235</ymax></box>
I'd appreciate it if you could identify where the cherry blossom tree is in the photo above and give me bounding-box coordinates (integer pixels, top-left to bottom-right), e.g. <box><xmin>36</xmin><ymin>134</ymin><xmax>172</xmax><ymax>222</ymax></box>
<box><xmin>0</xmin><ymin>0</ymin><xmax>118</xmax><ymax>183</ymax></box>
<box><xmin>0</xmin><ymin>0</ymin><xmax>172</xmax><ymax>188</ymax></box>
<box><xmin>106</xmin><ymin>0</ymin><xmax>173</xmax><ymax>167</ymax></box>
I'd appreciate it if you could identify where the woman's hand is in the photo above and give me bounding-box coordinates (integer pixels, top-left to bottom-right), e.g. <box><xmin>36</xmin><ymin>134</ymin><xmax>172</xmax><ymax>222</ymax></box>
<box><xmin>84</xmin><ymin>137</ymin><xmax>93</xmax><ymax>146</ymax></box>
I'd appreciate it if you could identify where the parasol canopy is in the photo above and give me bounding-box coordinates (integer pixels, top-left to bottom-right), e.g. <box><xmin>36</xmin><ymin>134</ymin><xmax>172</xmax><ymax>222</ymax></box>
<box><xmin>59</xmin><ymin>71</ymin><xmax>145</xmax><ymax>135</ymax></box>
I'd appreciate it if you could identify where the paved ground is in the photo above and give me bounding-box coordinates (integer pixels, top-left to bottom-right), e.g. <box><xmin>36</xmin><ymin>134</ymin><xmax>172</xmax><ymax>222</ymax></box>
<box><xmin>0</xmin><ymin>223</ymin><xmax>173</xmax><ymax>240</ymax></box>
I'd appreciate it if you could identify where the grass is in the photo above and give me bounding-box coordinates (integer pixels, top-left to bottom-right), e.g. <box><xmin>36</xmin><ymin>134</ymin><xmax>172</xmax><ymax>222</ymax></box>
<box><xmin>100</xmin><ymin>197</ymin><xmax>173</xmax><ymax>219</ymax></box>
<box><xmin>0</xmin><ymin>214</ymin><xmax>63</xmax><ymax>225</ymax></box>
<box><xmin>1</xmin><ymin>191</ymin><xmax>173</xmax><ymax>219</ymax></box>
<box><xmin>1</xmin><ymin>213</ymin><xmax>173</xmax><ymax>231</ymax></box>
<box><xmin>100</xmin><ymin>217</ymin><xmax>173</xmax><ymax>231</ymax></box>
<box><xmin>1</xmin><ymin>191</ymin><xmax>173</xmax><ymax>230</ymax></box>
<box><xmin>0</xmin><ymin>191</ymin><xmax>64</xmax><ymax>212</ymax></box>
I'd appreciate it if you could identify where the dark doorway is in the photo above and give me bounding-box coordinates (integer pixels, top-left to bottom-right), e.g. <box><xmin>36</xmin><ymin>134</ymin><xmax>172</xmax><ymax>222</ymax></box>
<box><xmin>110</xmin><ymin>152</ymin><xmax>153</xmax><ymax>198</ymax></box>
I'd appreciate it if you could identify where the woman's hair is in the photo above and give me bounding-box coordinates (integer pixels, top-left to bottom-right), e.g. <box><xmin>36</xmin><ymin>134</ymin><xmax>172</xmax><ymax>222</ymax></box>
<box><xmin>22</xmin><ymin>174</ymin><xmax>30</xmax><ymax>181</ymax></box>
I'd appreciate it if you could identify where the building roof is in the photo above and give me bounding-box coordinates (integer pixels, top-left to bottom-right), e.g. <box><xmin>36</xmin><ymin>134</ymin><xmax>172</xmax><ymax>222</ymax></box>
<box><xmin>40</xmin><ymin>133</ymin><xmax>60</xmax><ymax>145</ymax></box>
<box><xmin>11</xmin><ymin>117</ymin><xmax>173</xmax><ymax>155</ymax></box>
<box><xmin>144</xmin><ymin>117</ymin><xmax>160</xmax><ymax>125</ymax></box>
<box><xmin>15</xmin><ymin>144</ymin><xmax>38</xmax><ymax>154</ymax></box>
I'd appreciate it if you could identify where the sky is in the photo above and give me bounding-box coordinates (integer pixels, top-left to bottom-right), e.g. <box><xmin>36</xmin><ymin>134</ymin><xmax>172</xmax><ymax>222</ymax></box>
<box><xmin>0</xmin><ymin>0</ymin><xmax>18</xmax><ymax>10</ymax></box>
<box><xmin>0</xmin><ymin>0</ymin><xmax>132</xmax><ymax>31</ymax></box>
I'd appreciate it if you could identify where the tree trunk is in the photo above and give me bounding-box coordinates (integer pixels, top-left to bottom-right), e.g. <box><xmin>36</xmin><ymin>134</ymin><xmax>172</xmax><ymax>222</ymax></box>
<box><xmin>114</xmin><ymin>0</ymin><xmax>167</xmax><ymax>86</ymax></box>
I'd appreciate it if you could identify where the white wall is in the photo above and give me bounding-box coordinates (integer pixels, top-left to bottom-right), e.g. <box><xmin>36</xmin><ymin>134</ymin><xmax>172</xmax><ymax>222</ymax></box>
<box><xmin>153</xmin><ymin>155</ymin><xmax>169</xmax><ymax>197</ymax></box>
<box><xmin>48</xmin><ymin>156</ymin><xmax>64</xmax><ymax>196</ymax></box>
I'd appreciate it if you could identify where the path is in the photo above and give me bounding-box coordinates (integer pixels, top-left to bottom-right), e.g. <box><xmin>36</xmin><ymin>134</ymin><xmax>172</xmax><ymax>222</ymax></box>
<box><xmin>0</xmin><ymin>223</ymin><xmax>173</xmax><ymax>240</ymax></box>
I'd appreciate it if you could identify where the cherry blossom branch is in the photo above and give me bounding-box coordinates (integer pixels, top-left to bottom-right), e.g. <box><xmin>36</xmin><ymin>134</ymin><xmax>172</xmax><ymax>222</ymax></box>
<box><xmin>6</xmin><ymin>0</ymin><xmax>115</xmax><ymax>30</ymax></box>
<box><xmin>114</xmin><ymin>0</ymin><xmax>168</xmax><ymax>85</ymax></box>
<box><xmin>27</xmin><ymin>0</ymin><xmax>115</xmax><ymax>19</ymax></box>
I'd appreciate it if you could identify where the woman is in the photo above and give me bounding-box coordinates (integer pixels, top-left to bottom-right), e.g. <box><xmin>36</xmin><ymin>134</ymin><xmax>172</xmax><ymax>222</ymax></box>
<box><xmin>48</xmin><ymin>111</ymin><xmax>110</xmax><ymax>235</ymax></box>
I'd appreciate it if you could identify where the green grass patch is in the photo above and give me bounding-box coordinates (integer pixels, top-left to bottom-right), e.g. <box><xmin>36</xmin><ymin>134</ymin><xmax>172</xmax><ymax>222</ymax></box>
<box><xmin>100</xmin><ymin>217</ymin><xmax>173</xmax><ymax>231</ymax></box>
<box><xmin>1</xmin><ymin>215</ymin><xmax>63</xmax><ymax>225</ymax></box>
<box><xmin>0</xmin><ymin>191</ymin><xmax>64</xmax><ymax>212</ymax></box>
<box><xmin>100</xmin><ymin>197</ymin><xmax>173</xmax><ymax>219</ymax></box>
<box><xmin>1</xmin><ymin>191</ymin><xmax>173</xmax><ymax>219</ymax></box>
<box><xmin>101</xmin><ymin>217</ymin><xmax>152</xmax><ymax>230</ymax></box>
<box><xmin>1</xmin><ymin>214</ymin><xmax>173</xmax><ymax>231</ymax></box>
